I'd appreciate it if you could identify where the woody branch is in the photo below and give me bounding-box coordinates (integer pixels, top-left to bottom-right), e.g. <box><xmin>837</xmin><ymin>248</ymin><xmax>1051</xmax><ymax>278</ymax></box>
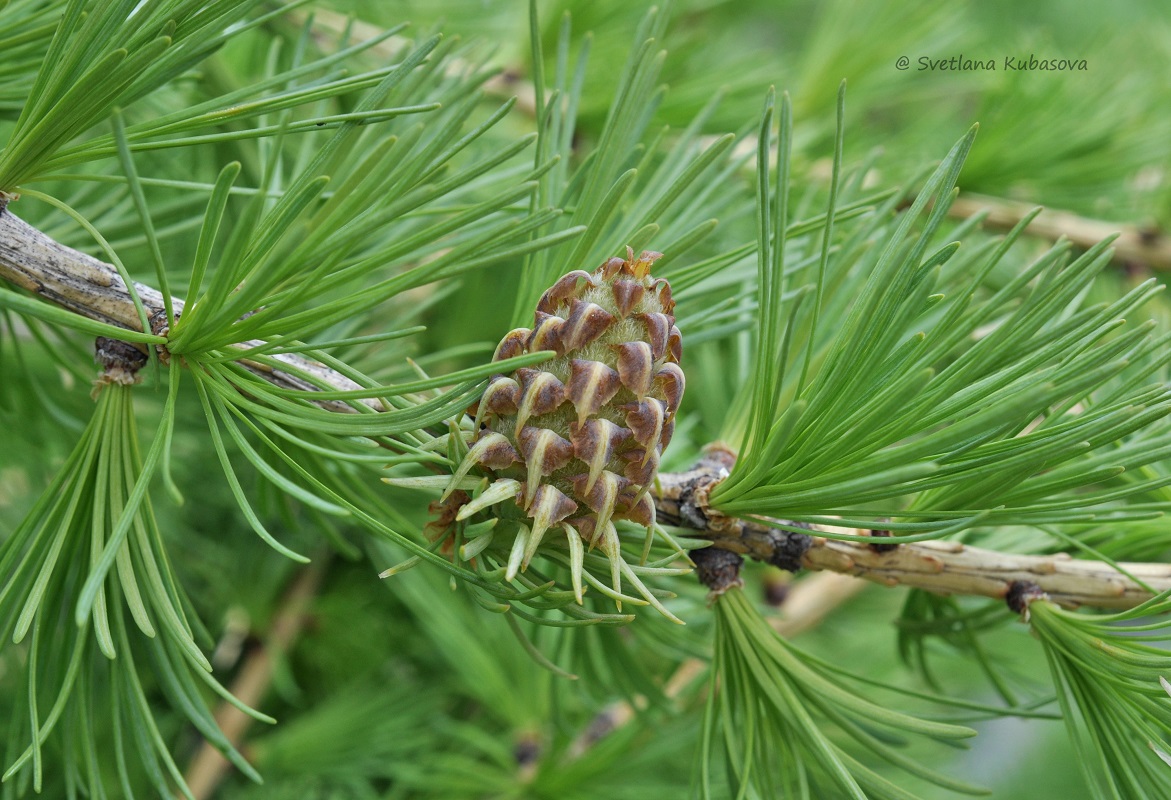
<box><xmin>2</xmin><ymin>202</ymin><xmax>1168</xmax><ymax>612</ymax></box>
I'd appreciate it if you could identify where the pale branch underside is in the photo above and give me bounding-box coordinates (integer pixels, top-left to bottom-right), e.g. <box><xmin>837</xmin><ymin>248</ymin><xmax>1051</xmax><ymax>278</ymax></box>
<box><xmin>946</xmin><ymin>193</ymin><xmax>1171</xmax><ymax>272</ymax></box>
<box><xmin>656</xmin><ymin>448</ymin><xmax>1171</xmax><ymax>610</ymax></box>
<box><xmin>2</xmin><ymin>203</ymin><xmax>1169</xmax><ymax>611</ymax></box>
<box><xmin>0</xmin><ymin>203</ymin><xmax>379</xmax><ymax>412</ymax></box>
<box><xmin>295</xmin><ymin>9</ymin><xmax>539</xmax><ymax>117</ymax></box>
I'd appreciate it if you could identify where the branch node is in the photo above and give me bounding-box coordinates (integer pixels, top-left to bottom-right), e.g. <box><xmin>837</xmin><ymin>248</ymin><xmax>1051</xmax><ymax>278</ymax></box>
<box><xmin>149</xmin><ymin>307</ymin><xmax>176</xmax><ymax>364</ymax></box>
<box><xmin>1005</xmin><ymin>579</ymin><xmax>1048</xmax><ymax>620</ymax></box>
<box><xmin>764</xmin><ymin>523</ymin><xmax>813</xmax><ymax>572</ymax></box>
<box><xmin>93</xmin><ymin>336</ymin><xmax>147</xmax><ymax>394</ymax></box>
<box><xmin>868</xmin><ymin>524</ymin><xmax>898</xmax><ymax>554</ymax></box>
<box><xmin>654</xmin><ymin>447</ymin><xmax>813</xmax><ymax>576</ymax></box>
<box><xmin>692</xmin><ymin>546</ymin><xmax>743</xmax><ymax>596</ymax></box>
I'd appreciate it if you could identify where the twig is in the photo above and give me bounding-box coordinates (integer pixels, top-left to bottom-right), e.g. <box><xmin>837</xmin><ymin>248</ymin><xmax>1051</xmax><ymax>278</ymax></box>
<box><xmin>771</xmin><ymin>572</ymin><xmax>868</xmax><ymax>637</ymax></box>
<box><xmin>948</xmin><ymin>192</ymin><xmax>1171</xmax><ymax>271</ymax></box>
<box><xmin>0</xmin><ymin>201</ymin><xmax>180</xmax><ymax>331</ymax></box>
<box><xmin>801</xmin><ymin>533</ymin><xmax>1171</xmax><ymax>610</ymax></box>
<box><xmin>654</xmin><ymin>451</ymin><xmax>1171</xmax><ymax>611</ymax></box>
<box><xmin>6</xmin><ymin>207</ymin><xmax>1170</xmax><ymax>612</ymax></box>
<box><xmin>181</xmin><ymin>556</ymin><xmax>330</xmax><ymax>800</ymax></box>
<box><xmin>0</xmin><ymin>204</ymin><xmax>381</xmax><ymax>412</ymax></box>
<box><xmin>292</xmin><ymin>9</ymin><xmax>537</xmax><ymax>116</ymax></box>
<box><xmin>567</xmin><ymin>569</ymin><xmax>867</xmax><ymax>759</ymax></box>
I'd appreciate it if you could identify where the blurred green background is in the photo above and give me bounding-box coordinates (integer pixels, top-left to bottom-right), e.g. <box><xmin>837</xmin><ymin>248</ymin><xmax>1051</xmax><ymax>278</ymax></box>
<box><xmin>355</xmin><ymin>0</ymin><xmax>1171</xmax><ymax>226</ymax></box>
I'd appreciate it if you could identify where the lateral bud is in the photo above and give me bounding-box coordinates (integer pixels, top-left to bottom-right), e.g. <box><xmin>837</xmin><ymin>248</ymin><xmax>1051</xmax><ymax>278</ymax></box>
<box><xmin>692</xmin><ymin>546</ymin><xmax>744</xmax><ymax>596</ymax></box>
<box><xmin>1005</xmin><ymin>579</ymin><xmax>1048</xmax><ymax>620</ymax></box>
<box><xmin>93</xmin><ymin>336</ymin><xmax>148</xmax><ymax>394</ymax></box>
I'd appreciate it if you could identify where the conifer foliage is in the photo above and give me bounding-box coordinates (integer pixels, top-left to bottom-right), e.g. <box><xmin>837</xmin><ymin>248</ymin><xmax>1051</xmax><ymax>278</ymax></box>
<box><xmin>2</xmin><ymin>1</ymin><xmax>1171</xmax><ymax>798</ymax></box>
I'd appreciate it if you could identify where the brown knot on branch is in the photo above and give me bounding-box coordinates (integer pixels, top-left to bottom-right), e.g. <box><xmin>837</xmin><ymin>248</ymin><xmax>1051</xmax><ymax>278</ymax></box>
<box><xmin>93</xmin><ymin>335</ymin><xmax>148</xmax><ymax>394</ymax></box>
<box><xmin>654</xmin><ymin>445</ymin><xmax>813</xmax><ymax>574</ymax></box>
<box><xmin>691</xmin><ymin>546</ymin><xmax>744</xmax><ymax>595</ymax></box>
<box><xmin>1005</xmin><ymin>579</ymin><xmax>1049</xmax><ymax>621</ymax></box>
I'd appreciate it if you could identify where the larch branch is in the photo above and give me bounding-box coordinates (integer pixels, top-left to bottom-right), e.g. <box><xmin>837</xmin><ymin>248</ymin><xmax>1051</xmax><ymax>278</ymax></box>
<box><xmin>652</xmin><ymin>450</ymin><xmax>1171</xmax><ymax>611</ymax></box>
<box><xmin>948</xmin><ymin>192</ymin><xmax>1171</xmax><ymax>271</ymax></box>
<box><xmin>3</xmin><ymin>203</ymin><xmax>1170</xmax><ymax>613</ymax></box>
<box><xmin>0</xmin><ymin>202</ymin><xmax>381</xmax><ymax>412</ymax></box>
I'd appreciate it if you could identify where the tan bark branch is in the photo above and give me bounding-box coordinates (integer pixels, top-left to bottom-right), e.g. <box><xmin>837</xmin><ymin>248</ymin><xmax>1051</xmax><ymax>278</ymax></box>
<box><xmin>948</xmin><ymin>192</ymin><xmax>1171</xmax><ymax>272</ymax></box>
<box><xmin>5</xmin><ymin>203</ymin><xmax>1170</xmax><ymax>614</ymax></box>
<box><xmin>181</xmin><ymin>557</ymin><xmax>330</xmax><ymax>800</ymax></box>
<box><xmin>770</xmin><ymin>572</ymin><xmax>869</xmax><ymax>637</ymax></box>
<box><xmin>0</xmin><ymin>201</ymin><xmax>179</xmax><ymax>331</ymax></box>
<box><xmin>652</xmin><ymin>450</ymin><xmax>1171</xmax><ymax>611</ymax></box>
<box><xmin>801</xmin><ymin>535</ymin><xmax>1169</xmax><ymax>610</ymax></box>
<box><xmin>0</xmin><ymin>203</ymin><xmax>380</xmax><ymax>412</ymax></box>
<box><xmin>294</xmin><ymin>9</ymin><xmax>537</xmax><ymax>116</ymax></box>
